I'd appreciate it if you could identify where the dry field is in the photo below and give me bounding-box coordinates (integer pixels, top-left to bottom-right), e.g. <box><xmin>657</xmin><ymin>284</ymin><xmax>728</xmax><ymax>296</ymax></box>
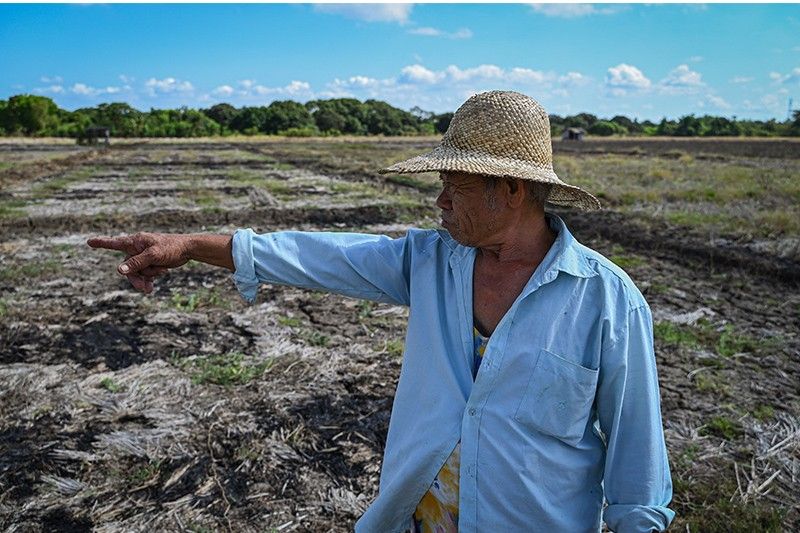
<box><xmin>0</xmin><ymin>137</ymin><xmax>798</xmax><ymax>532</ymax></box>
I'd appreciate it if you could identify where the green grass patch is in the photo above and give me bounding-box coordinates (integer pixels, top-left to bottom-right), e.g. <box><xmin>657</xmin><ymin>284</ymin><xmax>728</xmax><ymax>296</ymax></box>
<box><xmin>0</xmin><ymin>198</ymin><xmax>28</xmax><ymax>219</ymax></box>
<box><xmin>129</xmin><ymin>460</ymin><xmax>162</xmax><ymax>485</ymax></box>
<box><xmin>751</xmin><ymin>404</ymin><xmax>775</xmax><ymax>422</ymax></box>
<box><xmin>701</xmin><ymin>416</ymin><xmax>743</xmax><ymax>440</ymax></box>
<box><xmin>552</xmin><ymin>152</ymin><xmax>800</xmax><ymax>238</ymax></box>
<box><xmin>301</xmin><ymin>330</ymin><xmax>329</xmax><ymax>347</ymax></box>
<box><xmin>385</xmin><ymin>339</ymin><xmax>404</xmax><ymax>358</ymax></box>
<box><xmin>172</xmin><ymin>352</ymin><xmax>272</xmax><ymax>386</ymax></box>
<box><xmin>99</xmin><ymin>377</ymin><xmax>122</xmax><ymax>393</ymax></box>
<box><xmin>716</xmin><ymin>324</ymin><xmax>763</xmax><ymax>357</ymax></box>
<box><xmin>357</xmin><ymin>300</ymin><xmax>374</xmax><ymax>321</ymax></box>
<box><xmin>654</xmin><ymin>322</ymin><xmax>700</xmax><ymax>348</ymax></box>
<box><xmin>672</xmin><ymin>477</ymin><xmax>784</xmax><ymax>532</ymax></box>
<box><xmin>30</xmin><ymin>167</ymin><xmax>95</xmax><ymax>197</ymax></box>
<box><xmin>648</xmin><ymin>282</ymin><xmax>670</xmax><ymax>295</ymax></box>
<box><xmin>170</xmin><ymin>287</ymin><xmax>229</xmax><ymax>312</ymax></box>
<box><xmin>0</xmin><ymin>259</ymin><xmax>61</xmax><ymax>282</ymax></box>
<box><xmin>609</xmin><ymin>254</ymin><xmax>646</xmax><ymax>269</ymax></box>
<box><xmin>259</xmin><ymin>179</ymin><xmax>293</xmax><ymax>196</ymax></box>
<box><xmin>277</xmin><ymin>314</ymin><xmax>302</xmax><ymax>328</ymax></box>
<box><xmin>655</xmin><ymin>319</ymin><xmax>780</xmax><ymax>360</ymax></box>
<box><xmin>694</xmin><ymin>372</ymin><xmax>730</xmax><ymax>395</ymax></box>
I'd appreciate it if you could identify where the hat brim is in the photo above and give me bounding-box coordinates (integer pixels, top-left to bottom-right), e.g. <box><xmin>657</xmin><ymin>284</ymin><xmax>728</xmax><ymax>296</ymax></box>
<box><xmin>379</xmin><ymin>145</ymin><xmax>601</xmax><ymax>211</ymax></box>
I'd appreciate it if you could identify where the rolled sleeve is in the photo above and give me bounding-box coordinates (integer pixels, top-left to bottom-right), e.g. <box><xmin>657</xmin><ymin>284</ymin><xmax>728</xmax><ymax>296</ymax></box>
<box><xmin>231</xmin><ymin>228</ymin><xmax>261</xmax><ymax>303</ymax></box>
<box><xmin>598</xmin><ymin>304</ymin><xmax>675</xmax><ymax>532</ymax></box>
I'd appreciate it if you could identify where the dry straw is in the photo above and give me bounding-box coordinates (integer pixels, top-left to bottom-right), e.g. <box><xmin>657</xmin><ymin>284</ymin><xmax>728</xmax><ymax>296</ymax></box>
<box><xmin>381</xmin><ymin>90</ymin><xmax>601</xmax><ymax>210</ymax></box>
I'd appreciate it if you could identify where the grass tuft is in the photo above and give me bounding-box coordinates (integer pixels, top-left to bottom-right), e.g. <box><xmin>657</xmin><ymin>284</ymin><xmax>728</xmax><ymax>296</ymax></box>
<box><xmin>172</xmin><ymin>352</ymin><xmax>273</xmax><ymax>386</ymax></box>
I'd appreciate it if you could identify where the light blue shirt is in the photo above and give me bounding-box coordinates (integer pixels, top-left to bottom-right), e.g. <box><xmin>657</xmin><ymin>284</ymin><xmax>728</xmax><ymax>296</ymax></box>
<box><xmin>231</xmin><ymin>214</ymin><xmax>675</xmax><ymax>533</ymax></box>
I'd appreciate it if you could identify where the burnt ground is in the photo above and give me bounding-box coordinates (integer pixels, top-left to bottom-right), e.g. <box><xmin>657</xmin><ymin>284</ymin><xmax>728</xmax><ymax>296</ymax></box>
<box><xmin>0</xmin><ymin>137</ymin><xmax>798</xmax><ymax>532</ymax></box>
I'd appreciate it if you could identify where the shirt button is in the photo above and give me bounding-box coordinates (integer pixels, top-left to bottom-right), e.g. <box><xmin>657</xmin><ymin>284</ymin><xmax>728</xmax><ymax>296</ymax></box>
<box><xmin>468</xmin><ymin>408</ymin><xmax>476</xmax><ymax>416</ymax></box>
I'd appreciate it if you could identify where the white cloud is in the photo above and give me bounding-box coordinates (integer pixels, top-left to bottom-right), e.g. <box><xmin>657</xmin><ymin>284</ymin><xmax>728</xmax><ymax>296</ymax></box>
<box><xmin>351</xmin><ymin>63</ymin><xmax>579</xmax><ymax>91</ymax></box>
<box><xmin>40</xmin><ymin>75</ymin><xmax>63</xmax><ymax>84</ymax></box>
<box><xmin>313</xmin><ymin>4</ymin><xmax>412</xmax><ymax>24</ymax></box>
<box><xmin>559</xmin><ymin>71</ymin><xmax>589</xmax><ymax>86</ymax></box>
<box><xmin>445</xmin><ymin>64</ymin><xmax>506</xmax><ymax>82</ymax></box>
<box><xmin>730</xmin><ymin>76</ymin><xmax>754</xmax><ymax>84</ymax></box>
<box><xmin>529</xmin><ymin>3</ymin><xmax>620</xmax><ymax>18</ymax></box>
<box><xmin>409</xmin><ymin>26</ymin><xmax>440</xmax><ymax>36</ymax></box>
<box><xmin>70</xmin><ymin>83</ymin><xmax>123</xmax><ymax>97</ymax></box>
<box><xmin>320</xmin><ymin>63</ymin><xmax>588</xmax><ymax>111</ymax></box>
<box><xmin>769</xmin><ymin>67</ymin><xmax>800</xmax><ymax>84</ymax></box>
<box><xmin>688</xmin><ymin>55</ymin><xmax>703</xmax><ymax>63</ymax></box>
<box><xmin>145</xmin><ymin>77</ymin><xmax>194</xmax><ymax>96</ymax></box>
<box><xmin>210</xmin><ymin>79</ymin><xmax>313</xmax><ymax>100</ymax></box>
<box><xmin>406</xmin><ymin>26</ymin><xmax>472</xmax><ymax>39</ymax></box>
<box><xmin>705</xmin><ymin>94</ymin><xmax>731</xmax><ymax>110</ymax></box>
<box><xmin>400</xmin><ymin>64</ymin><xmax>443</xmax><ymax>84</ymax></box>
<box><xmin>33</xmin><ymin>85</ymin><xmax>64</xmax><ymax>95</ymax></box>
<box><xmin>451</xmin><ymin>28</ymin><xmax>473</xmax><ymax>39</ymax></box>
<box><xmin>119</xmin><ymin>74</ymin><xmax>135</xmax><ymax>84</ymax></box>
<box><xmin>212</xmin><ymin>85</ymin><xmax>235</xmax><ymax>97</ymax></box>
<box><xmin>605</xmin><ymin>63</ymin><xmax>651</xmax><ymax>95</ymax></box>
<box><xmin>71</xmin><ymin>83</ymin><xmax>94</xmax><ymax>95</ymax></box>
<box><xmin>659</xmin><ymin>64</ymin><xmax>704</xmax><ymax>94</ymax></box>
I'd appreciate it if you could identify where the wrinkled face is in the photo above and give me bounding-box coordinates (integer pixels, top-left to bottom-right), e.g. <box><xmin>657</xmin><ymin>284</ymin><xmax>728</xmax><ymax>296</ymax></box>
<box><xmin>436</xmin><ymin>172</ymin><xmax>499</xmax><ymax>246</ymax></box>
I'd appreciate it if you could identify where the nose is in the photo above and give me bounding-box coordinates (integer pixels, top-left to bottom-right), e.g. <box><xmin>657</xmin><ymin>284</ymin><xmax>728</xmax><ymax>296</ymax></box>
<box><xmin>436</xmin><ymin>187</ymin><xmax>451</xmax><ymax>210</ymax></box>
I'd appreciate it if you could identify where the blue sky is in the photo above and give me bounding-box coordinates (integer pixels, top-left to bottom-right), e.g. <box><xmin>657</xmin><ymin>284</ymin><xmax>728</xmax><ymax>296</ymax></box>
<box><xmin>2</xmin><ymin>3</ymin><xmax>799</xmax><ymax>120</ymax></box>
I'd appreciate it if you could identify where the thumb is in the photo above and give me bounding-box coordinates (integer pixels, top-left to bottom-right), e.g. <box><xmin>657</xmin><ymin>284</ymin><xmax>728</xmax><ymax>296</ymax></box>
<box><xmin>118</xmin><ymin>251</ymin><xmax>154</xmax><ymax>275</ymax></box>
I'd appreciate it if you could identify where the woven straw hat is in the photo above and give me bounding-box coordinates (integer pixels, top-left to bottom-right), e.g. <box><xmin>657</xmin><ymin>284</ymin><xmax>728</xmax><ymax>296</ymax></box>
<box><xmin>380</xmin><ymin>90</ymin><xmax>601</xmax><ymax>210</ymax></box>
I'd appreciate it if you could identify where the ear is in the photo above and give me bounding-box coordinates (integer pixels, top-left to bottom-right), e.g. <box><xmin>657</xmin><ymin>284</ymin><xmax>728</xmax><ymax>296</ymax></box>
<box><xmin>504</xmin><ymin>178</ymin><xmax>526</xmax><ymax>208</ymax></box>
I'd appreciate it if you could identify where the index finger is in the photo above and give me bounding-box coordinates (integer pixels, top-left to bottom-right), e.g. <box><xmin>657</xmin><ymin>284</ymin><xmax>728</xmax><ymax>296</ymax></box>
<box><xmin>87</xmin><ymin>236</ymin><xmax>132</xmax><ymax>252</ymax></box>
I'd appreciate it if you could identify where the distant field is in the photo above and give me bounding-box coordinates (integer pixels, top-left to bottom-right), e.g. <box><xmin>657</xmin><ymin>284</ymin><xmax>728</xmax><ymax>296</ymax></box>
<box><xmin>1</xmin><ymin>137</ymin><xmax>798</xmax><ymax>531</ymax></box>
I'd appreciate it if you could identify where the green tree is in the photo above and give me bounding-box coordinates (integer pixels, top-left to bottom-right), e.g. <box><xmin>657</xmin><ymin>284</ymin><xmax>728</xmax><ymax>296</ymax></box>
<box><xmin>203</xmin><ymin>103</ymin><xmax>238</xmax><ymax>130</ymax></box>
<box><xmin>588</xmin><ymin>120</ymin><xmax>625</xmax><ymax>136</ymax></box>
<box><xmin>230</xmin><ymin>106</ymin><xmax>270</xmax><ymax>133</ymax></box>
<box><xmin>307</xmin><ymin>98</ymin><xmax>369</xmax><ymax>134</ymax></box>
<box><xmin>313</xmin><ymin>107</ymin><xmax>346</xmax><ymax>133</ymax></box>
<box><xmin>1</xmin><ymin>94</ymin><xmax>60</xmax><ymax>135</ymax></box>
<box><xmin>263</xmin><ymin>100</ymin><xmax>315</xmax><ymax>134</ymax></box>
<box><xmin>91</xmin><ymin>103</ymin><xmax>145</xmax><ymax>136</ymax></box>
<box><xmin>656</xmin><ymin>118</ymin><xmax>677</xmax><ymax>136</ymax></box>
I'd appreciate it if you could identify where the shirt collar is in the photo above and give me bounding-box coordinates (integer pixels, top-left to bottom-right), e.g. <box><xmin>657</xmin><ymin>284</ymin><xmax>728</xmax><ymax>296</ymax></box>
<box><xmin>543</xmin><ymin>213</ymin><xmax>597</xmax><ymax>279</ymax></box>
<box><xmin>436</xmin><ymin>213</ymin><xmax>597</xmax><ymax>280</ymax></box>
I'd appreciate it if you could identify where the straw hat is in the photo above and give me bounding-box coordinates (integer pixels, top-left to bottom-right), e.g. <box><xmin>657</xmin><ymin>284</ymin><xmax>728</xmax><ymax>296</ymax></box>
<box><xmin>380</xmin><ymin>90</ymin><xmax>601</xmax><ymax>210</ymax></box>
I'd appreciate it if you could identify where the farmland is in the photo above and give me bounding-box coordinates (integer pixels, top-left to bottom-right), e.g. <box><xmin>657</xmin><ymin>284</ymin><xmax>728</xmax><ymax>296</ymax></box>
<box><xmin>0</xmin><ymin>136</ymin><xmax>798</xmax><ymax>532</ymax></box>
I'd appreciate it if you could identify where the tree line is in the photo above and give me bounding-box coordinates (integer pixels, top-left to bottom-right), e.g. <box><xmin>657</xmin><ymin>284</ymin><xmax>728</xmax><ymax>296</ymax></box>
<box><xmin>1</xmin><ymin>94</ymin><xmax>798</xmax><ymax>138</ymax></box>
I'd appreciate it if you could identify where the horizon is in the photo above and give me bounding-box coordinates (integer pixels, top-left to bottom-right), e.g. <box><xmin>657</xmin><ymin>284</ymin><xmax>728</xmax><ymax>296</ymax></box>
<box><xmin>2</xmin><ymin>3</ymin><xmax>799</xmax><ymax>121</ymax></box>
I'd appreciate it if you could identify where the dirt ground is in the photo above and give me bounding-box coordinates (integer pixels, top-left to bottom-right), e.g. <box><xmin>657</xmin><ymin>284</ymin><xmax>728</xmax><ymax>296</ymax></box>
<box><xmin>0</xmin><ymin>137</ymin><xmax>798</xmax><ymax>532</ymax></box>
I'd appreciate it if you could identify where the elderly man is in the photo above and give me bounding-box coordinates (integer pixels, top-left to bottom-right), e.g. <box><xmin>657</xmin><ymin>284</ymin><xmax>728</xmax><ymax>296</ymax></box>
<box><xmin>88</xmin><ymin>91</ymin><xmax>674</xmax><ymax>532</ymax></box>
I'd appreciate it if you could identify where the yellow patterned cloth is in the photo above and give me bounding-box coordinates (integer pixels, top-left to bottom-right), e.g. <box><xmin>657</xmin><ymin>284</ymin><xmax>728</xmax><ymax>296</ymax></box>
<box><xmin>410</xmin><ymin>327</ymin><xmax>489</xmax><ymax>533</ymax></box>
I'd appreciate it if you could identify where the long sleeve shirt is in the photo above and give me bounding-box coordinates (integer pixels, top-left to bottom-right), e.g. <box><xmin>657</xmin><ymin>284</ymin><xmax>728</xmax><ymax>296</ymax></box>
<box><xmin>230</xmin><ymin>214</ymin><xmax>675</xmax><ymax>533</ymax></box>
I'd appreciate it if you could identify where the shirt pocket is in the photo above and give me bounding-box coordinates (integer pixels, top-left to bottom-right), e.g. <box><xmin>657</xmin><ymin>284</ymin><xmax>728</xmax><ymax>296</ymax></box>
<box><xmin>513</xmin><ymin>348</ymin><xmax>599</xmax><ymax>446</ymax></box>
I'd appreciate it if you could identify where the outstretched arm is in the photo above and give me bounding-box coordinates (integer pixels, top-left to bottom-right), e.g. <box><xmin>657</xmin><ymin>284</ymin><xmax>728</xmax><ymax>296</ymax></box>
<box><xmin>87</xmin><ymin>232</ymin><xmax>233</xmax><ymax>293</ymax></box>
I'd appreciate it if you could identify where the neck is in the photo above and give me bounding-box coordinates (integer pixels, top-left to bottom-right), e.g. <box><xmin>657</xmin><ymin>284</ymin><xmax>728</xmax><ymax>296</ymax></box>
<box><xmin>477</xmin><ymin>211</ymin><xmax>556</xmax><ymax>266</ymax></box>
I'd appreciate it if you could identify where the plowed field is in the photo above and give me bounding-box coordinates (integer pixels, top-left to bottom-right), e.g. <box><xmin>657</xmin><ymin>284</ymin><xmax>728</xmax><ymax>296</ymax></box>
<box><xmin>1</xmin><ymin>137</ymin><xmax>798</xmax><ymax>532</ymax></box>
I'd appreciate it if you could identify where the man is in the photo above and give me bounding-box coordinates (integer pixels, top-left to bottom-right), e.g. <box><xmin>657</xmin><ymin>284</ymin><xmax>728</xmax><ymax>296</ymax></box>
<box><xmin>88</xmin><ymin>91</ymin><xmax>674</xmax><ymax>532</ymax></box>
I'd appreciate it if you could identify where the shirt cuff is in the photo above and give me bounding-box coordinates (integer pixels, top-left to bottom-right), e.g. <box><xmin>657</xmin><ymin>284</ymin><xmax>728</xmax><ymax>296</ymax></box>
<box><xmin>604</xmin><ymin>503</ymin><xmax>675</xmax><ymax>533</ymax></box>
<box><xmin>230</xmin><ymin>228</ymin><xmax>260</xmax><ymax>303</ymax></box>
